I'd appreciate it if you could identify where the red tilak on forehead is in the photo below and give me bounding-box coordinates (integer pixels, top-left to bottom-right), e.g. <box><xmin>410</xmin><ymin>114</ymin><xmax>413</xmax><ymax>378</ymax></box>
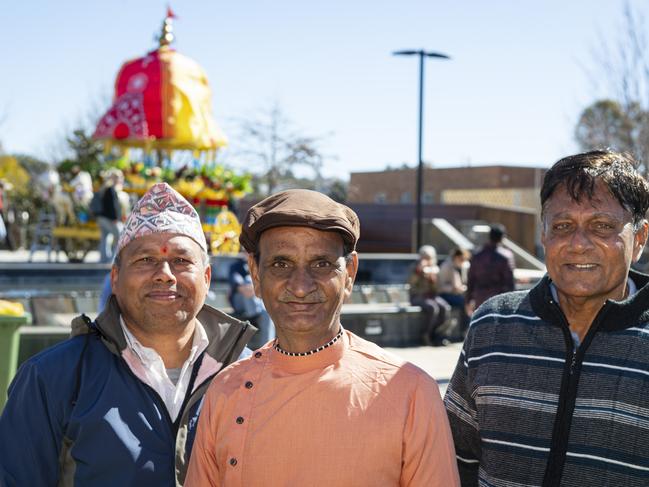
<box><xmin>161</xmin><ymin>246</ymin><xmax>168</xmax><ymax>254</ymax></box>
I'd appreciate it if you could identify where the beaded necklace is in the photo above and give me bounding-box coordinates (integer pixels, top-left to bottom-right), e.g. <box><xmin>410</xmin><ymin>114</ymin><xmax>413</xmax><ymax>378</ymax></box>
<box><xmin>274</xmin><ymin>328</ymin><xmax>344</xmax><ymax>357</ymax></box>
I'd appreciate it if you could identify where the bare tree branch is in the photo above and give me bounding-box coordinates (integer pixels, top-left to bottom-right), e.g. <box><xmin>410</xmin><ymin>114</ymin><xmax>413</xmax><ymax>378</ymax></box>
<box><xmin>227</xmin><ymin>101</ymin><xmax>327</xmax><ymax>195</ymax></box>
<box><xmin>576</xmin><ymin>2</ymin><xmax>649</xmax><ymax>175</ymax></box>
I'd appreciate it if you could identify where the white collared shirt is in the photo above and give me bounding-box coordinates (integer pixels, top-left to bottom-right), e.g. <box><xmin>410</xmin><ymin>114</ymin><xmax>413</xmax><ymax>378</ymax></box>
<box><xmin>120</xmin><ymin>318</ymin><xmax>209</xmax><ymax>421</ymax></box>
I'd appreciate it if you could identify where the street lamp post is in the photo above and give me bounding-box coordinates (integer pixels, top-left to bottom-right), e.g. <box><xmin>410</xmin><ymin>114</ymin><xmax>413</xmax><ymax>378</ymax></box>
<box><xmin>393</xmin><ymin>49</ymin><xmax>450</xmax><ymax>251</ymax></box>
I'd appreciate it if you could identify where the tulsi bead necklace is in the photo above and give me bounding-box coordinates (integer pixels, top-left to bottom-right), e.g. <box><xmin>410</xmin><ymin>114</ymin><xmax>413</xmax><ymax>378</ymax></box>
<box><xmin>274</xmin><ymin>328</ymin><xmax>344</xmax><ymax>357</ymax></box>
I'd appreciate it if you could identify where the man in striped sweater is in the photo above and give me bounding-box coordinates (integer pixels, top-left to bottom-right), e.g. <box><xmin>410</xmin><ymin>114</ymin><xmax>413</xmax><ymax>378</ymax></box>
<box><xmin>444</xmin><ymin>150</ymin><xmax>649</xmax><ymax>486</ymax></box>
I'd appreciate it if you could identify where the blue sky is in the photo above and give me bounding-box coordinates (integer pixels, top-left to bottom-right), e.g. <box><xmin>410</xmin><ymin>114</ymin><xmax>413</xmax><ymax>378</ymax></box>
<box><xmin>2</xmin><ymin>0</ymin><xmax>647</xmax><ymax>179</ymax></box>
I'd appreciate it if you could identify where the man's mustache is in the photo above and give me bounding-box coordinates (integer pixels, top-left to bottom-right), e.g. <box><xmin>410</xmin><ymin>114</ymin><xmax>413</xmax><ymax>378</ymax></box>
<box><xmin>146</xmin><ymin>285</ymin><xmax>184</xmax><ymax>296</ymax></box>
<box><xmin>278</xmin><ymin>292</ymin><xmax>325</xmax><ymax>304</ymax></box>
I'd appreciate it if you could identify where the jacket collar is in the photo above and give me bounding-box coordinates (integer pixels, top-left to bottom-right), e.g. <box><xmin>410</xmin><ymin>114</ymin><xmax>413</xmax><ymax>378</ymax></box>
<box><xmin>530</xmin><ymin>269</ymin><xmax>649</xmax><ymax>332</ymax></box>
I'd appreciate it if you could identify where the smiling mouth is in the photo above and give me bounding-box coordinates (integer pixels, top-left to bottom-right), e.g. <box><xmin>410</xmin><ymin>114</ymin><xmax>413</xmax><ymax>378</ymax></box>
<box><xmin>283</xmin><ymin>302</ymin><xmax>320</xmax><ymax>311</ymax></box>
<box><xmin>147</xmin><ymin>291</ymin><xmax>180</xmax><ymax>300</ymax></box>
<box><xmin>566</xmin><ymin>264</ymin><xmax>597</xmax><ymax>270</ymax></box>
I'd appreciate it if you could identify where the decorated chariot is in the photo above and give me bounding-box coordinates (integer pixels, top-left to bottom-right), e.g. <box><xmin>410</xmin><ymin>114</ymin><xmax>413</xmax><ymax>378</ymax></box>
<box><xmin>52</xmin><ymin>10</ymin><xmax>250</xmax><ymax>261</ymax></box>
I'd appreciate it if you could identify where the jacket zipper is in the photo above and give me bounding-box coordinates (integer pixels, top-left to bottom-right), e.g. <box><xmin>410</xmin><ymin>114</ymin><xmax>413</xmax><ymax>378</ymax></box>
<box><xmin>172</xmin><ymin>352</ymin><xmax>205</xmax><ymax>433</ymax></box>
<box><xmin>569</xmin><ymin>349</ymin><xmax>577</xmax><ymax>376</ymax></box>
<box><xmin>541</xmin><ymin>299</ymin><xmax>609</xmax><ymax>487</ymax></box>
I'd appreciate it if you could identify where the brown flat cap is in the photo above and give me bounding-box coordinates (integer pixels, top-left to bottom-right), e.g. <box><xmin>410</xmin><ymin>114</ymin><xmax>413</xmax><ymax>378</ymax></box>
<box><xmin>240</xmin><ymin>189</ymin><xmax>360</xmax><ymax>254</ymax></box>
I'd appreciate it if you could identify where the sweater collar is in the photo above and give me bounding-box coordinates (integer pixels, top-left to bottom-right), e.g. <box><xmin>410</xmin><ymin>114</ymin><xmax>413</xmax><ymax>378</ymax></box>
<box><xmin>530</xmin><ymin>269</ymin><xmax>649</xmax><ymax>331</ymax></box>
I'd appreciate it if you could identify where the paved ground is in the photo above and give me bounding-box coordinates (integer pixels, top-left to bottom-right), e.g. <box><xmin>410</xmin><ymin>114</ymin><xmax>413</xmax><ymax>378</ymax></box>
<box><xmin>385</xmin><ymin>344</ymin><xmax>462</xmax><ymax>395</ymax></box>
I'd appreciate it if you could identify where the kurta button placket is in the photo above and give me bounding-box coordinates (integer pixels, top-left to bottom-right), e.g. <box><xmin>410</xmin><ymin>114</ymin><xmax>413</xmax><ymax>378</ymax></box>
<box><xmin>229</xmin><ymin>458</ymin><xmax>238</xmax><ymax>466</ymax></box>
<box><xmin>245</xmin><ymin>381</ymin><xmax>254</xmax><ymax>389</ymax></box>
<box><xmin>236</xmin><ymin>416</ymin><xmax>244</xmax><ymax>424</ymax></box>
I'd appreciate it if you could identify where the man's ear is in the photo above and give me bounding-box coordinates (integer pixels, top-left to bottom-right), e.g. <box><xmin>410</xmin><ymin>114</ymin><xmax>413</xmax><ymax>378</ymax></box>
<box><xmin>344</xmin><ymin>252</ymin><xmax>358</xmax><ymax>295</ymax></box>
<box><xmin>203</xmin><ymin>263</ymin><xmax>212</xmax><ymax>287</ymax></box>
<box><xmin>633</xmin><ymin>220</ymin><xmax>649</xmax><ymax>262</ymax></box>
<box><xmin>247</xmin><ymin>253</ymin><xmax>261</xmax><ymax>298</ymax></box>
<box><xmin>110</xmin><ymin>265</ymin><xmax>119</xmax><ymax>294</ymax></box>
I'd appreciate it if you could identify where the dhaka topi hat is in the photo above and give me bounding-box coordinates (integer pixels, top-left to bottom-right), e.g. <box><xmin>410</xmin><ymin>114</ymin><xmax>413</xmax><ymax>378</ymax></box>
<box><xmin>117</xmin><ymin>182</ymin><xmax>207</xmax><ymax>254</ymax></box>
<box><xmin>240</xmin><ymin>189</ymin><xmax>360</xmax><ymax>254</ymax></box>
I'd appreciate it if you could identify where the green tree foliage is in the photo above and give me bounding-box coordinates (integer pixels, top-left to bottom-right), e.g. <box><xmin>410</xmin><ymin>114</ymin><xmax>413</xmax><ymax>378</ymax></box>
<box><xmin>57</xmin><ymin>129</ymin><xmax>104</xmax><ymax>178</ymax></box>
<box><xmin>326</xmin><ymin>179</ymin><xmax>348</xmax><ymax>203</ymax></box>
<box><xmin>5</xmin><ymin>154</ymin><xmax>50</xmax><ymax>220</ymax></box>
<box><xmin>577</xmin><ymin>4</ymin><xmax>649</xmax><ymax>175</ymax></box>
<box><xmin>575</xmin><ymin>99</ymin><xmax>649</xmax><ymax>174</ymax></box>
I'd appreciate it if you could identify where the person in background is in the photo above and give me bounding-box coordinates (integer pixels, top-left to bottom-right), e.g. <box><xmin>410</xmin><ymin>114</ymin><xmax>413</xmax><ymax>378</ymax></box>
<box><xmin>409</xmin><ymin>245</ymin><xmax>452</xmax><ymax>346</ymax></box>
<box><xmin>228</xmin><ymin>256</ymin><xmax>274</xmax><ymax>349</ymax></box>
<box><xmin>116</xmin><ymin>180</ymin><xmax>132</xmax><ymax>222</ymax></box>
<box><xmin>445</xmin><ymin>150</ymin><xmax>649</xmax><ymax>486</ymax></box>
<box><xmin>465</xmin><ymin>223</ymin><xmax>514</xmax><ymax>316</ymax></box>
<box><xmin>69</xmin><ymin>165</ymin><xmax>94</xmax><ymax>207</ymax></box>
<box><xmin>438</xmin><ymin>247</ymin><xmax>471</xmax><ymax>337</ymax></box>
<box><xmin>185</xmin><ymin>189</ymin><xmax>460</xmax><ymax>486</ymax></box>
<box><xmin>0</xmin><ymin>182</ymin><xmax>256</xmax><ymax>486</ymax></box>
<box><xmin>96</xmin><ymin>168</ymin><xmax>125</xmax><ymax>263</ymax></box>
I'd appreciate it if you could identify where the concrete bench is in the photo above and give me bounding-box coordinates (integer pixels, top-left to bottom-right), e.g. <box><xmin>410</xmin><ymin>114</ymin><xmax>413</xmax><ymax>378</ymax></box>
<box><xmin>341</xmin><ymin>302</ymin><xmax>465</xmax><ymax>348</ymax></box>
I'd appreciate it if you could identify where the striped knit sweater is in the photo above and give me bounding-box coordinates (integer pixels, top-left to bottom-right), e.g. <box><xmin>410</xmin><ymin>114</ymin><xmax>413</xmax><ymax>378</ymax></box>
<box><xmin>444</xmin><ymin>270</ymin><xmax>649</xmax><ymax>487</ymax></box>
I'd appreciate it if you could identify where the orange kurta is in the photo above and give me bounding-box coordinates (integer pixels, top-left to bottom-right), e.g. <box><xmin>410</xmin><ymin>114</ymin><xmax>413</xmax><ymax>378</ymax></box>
<box><xmin>185</xmin><ymin>331</ymin><xmax>460</xmax><ymax>486</ymax></box>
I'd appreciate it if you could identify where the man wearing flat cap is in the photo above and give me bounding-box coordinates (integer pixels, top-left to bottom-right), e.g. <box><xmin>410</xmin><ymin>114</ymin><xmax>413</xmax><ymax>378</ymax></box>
<box><xmin>0</xmin><ymin>183</ymin><xmax>256</xmax><ymax>487</ymax></box>
<box><xmin>185</xmin><ymin>189</ymin><xmax>460</xmax><ymax>486</ymax></box>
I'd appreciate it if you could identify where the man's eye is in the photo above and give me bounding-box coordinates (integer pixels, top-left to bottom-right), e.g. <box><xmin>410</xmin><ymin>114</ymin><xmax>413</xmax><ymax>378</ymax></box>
<box><xmin>594</xmin><ymin>222</ymin><xmax>615</xmax><ymax>230</ymax></box>
<box><xmin>313</xmin><ymin>260</ymin><xmax>332</xmax><ymax>268</ymax></box>
<box><xmin>552</xmin><ymin>222</ymin><xmax>571</xmax><ymax>232</ymax></box>
<box><xmin>174</xmin><ymin>257</ymin><xmax>191</xmax><ymax>265</ymax></box>
<box><xmin>137</xmin><ymin>256</ymin><xmax>156</xmax><ymax>263</ymax></box>
<box><xmin>271</xmin><ymin>261</ymin><xmax>289</xmax><ymax>268</ymax></box>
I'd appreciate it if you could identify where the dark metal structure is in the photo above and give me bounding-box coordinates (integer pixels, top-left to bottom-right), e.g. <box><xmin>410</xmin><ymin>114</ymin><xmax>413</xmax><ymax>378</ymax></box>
<box><xmin>392</xmin><ymin>49</ymin><xmax>450</xmax><ymax>250</ymax></box>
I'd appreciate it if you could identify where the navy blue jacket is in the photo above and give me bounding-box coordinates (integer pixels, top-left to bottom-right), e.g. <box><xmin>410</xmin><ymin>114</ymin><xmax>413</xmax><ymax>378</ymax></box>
<box><xmin>0</xmin><ymin>297</ymin><xmax>256</xmax><ymax>486</ymax></box>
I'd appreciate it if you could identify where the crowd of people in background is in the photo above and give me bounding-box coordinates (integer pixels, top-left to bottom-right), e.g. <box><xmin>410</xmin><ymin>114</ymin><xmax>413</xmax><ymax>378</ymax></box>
<box><xmin>408</xmin><ymin>223</ymin><xmax>515</xmax><ymax>346</ymax></box>
<box><xmin>0</xmin><ymin>165</ymin><xmax>134</xmax><ymax>259</ymax></box>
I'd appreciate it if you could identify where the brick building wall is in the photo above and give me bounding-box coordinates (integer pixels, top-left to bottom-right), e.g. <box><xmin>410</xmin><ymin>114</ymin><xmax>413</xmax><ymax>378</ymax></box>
<box><xmin>442</xmin><ymin>188</ymin><xmax>540</xmax><ymax>211</ymax></box>
<box><xmin>348</xmin><ymin>165</ymin><xmax>546</xmax><ymax>209</ymax></box>
<box><xmin>237</xmin><ymin>165</ymin><xmax>547</xmax><ymax>254</ymax></box>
